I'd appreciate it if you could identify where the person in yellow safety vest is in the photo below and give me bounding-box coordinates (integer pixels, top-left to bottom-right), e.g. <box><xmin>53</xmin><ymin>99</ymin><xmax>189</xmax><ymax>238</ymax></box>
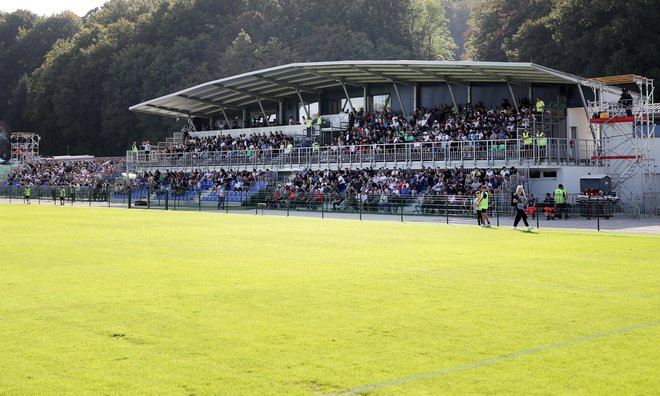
<box><xmin>24</xmin><ymin>185</ymin><xmax>31</xmax><ymax>205</ymax></box>
<box><xmin>305</xmin><ymin>116</ymin><xmax>313</xmax><ymax>135</ymax></box>
<box><xmin>536</xmin><ymin>130</ymin><xmax>547</xmax><ymax>159</ymax></box>
<box><xmin>522</xmin><ymin>130</ymin><xmax>533</xmax><ymax>145</ymax></box>
<box><xmin>535</xmin><ymin>97</ymin><xmax>545</xmax><ymax>113</ymax></box>
<box><xmin>131</xmin><ymin>141</ymin><xmax>138</xmax><ymax>160</ymax></box>
<box><xmin>316</xmin><ymin>114</ymin><xmax>323</xmax><ymax>131</ymax></box>
<box><xmin>312</xmin><ymin>141</ymin><xmax>320</xmax><ymax>152</ymax></box>
<box><xmin>477</xmin><ymin>185</ymin><xmax>492</xmax><ymax>227</ymax></box>
<box><xmin>553</xmin><ymin>183</ymin><xmax>569</xmax><ymax>219</ymax></box>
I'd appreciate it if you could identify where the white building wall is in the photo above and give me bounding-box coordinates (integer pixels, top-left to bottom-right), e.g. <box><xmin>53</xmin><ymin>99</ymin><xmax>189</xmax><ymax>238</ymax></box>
<box><xmin>526</xmin><ymin>166</ymin><xmax>605</xmax><ymax>197</ymax></box>
<box><xmin>566</xmin><ymin>108</ymin><xmax>593</xmax><ymax>140</ymax></box>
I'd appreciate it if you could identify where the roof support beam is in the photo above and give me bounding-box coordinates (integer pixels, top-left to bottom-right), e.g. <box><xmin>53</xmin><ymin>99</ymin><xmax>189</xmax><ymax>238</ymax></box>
<box><xmin>402</xmin><ymin>65</ymin><xmax>470</xmax><ymax>86</ymax></box>
<box><xmin>576</xmin><ymin>82</ymin><xmax>598</xmax><ymax>142</ymax></box>
<box><xmin>297</xmin><ymin>90</ymin><xmax>310</xmax><ymax>119</ymax></box>
<box><xmin>342</xmin><ymin>83</ymin><xmax>356</xmax><ymax>114</ymax></box>
<box><xmin>447</xmin><ymin>82</ymin><xmax>457</xmax><ymax>109</ymax></box>
<box><xmin>467</xmin><ymin>65</ymin><xmax>527</xmax><ymax>87</ymax></box>
<box><xmin>179</xmin><ymin>94</ymin><xmax>240</xmax><ymax>111</ymax></box>
<box><xmin>298</xmin><ymin>67</ymin><xmax>366</xmax><ymax>89</ymax></box>
<box><xmin>392</xmin><ymin>82</ymin><xmax>406</xmax><ymax>116</ymax></box>
<box><xmin>252</xmin><ymin>74</ymin><xmax>319</xmax><ymax>95</ymax></box>
<box><xmin>220</xmin><ymin>108</ymin><xmax>231</xmax><ymax>129</ymax></box>
<box><xmin>256</xmin><ymin>97</ymin><xmax>269</xmax><ymax>123</ymax></box>
<box><xmin>212</xmin><ymin>83</ymin><xmax>279</xmax><ymax>102</ymax></box>
<box><xmin>507</xmin><ymin>83</ymin><xmax>520</xmax><ymax>114</ymax></box>
<box><xmin>350</xmin><ymin>65</ymin><xmax>412</xmax><ymax>86</ymax></box>
<box><xmin>146</xmin><ymin>103</ymin><xmax>191</xmax><ymax>116</ymax></box>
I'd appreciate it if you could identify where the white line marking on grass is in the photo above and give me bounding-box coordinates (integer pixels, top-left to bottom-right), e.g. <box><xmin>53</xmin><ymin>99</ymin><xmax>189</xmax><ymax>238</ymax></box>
<box><xmin>325</xmin><ymin>320</ymin><xmax>660</xmax><ymax>396</ymax></box>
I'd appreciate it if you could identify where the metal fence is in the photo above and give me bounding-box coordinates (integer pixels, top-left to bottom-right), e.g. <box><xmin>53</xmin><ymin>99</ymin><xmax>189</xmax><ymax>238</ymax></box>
<box><xmin>6</xmin><ymin>184</ymin><xmax>654</xmax><ymax>232</ymax></box>
<box><xmin>126</xmin><ymin>138</ymin><xmax>597</xmax><ymax>171</ymax></box>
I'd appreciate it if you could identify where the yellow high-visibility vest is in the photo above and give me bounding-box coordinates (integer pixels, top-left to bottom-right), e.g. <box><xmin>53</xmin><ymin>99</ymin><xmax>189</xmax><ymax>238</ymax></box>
<box><xmin>536</xmin><ymin>132</ymin><xmax>547</xmax><ymax>146</ymax></box>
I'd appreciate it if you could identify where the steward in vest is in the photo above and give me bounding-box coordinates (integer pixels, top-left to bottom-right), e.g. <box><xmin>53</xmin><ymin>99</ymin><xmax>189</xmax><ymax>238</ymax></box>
<box><xmin>535</xmin><ymin>131</ymin><xmax>547</xmax><ymax>146</ymax></box>
<box><xmin>522</xmin><ymin>130</ymin><xmax>533</xmax><ymax>146</ymax></box>
<box><xmin>60</xmin><ymin>186</ymin><xmax>67</xmax><ymax>205</ymax></box>
<box><xmin>535</xmin><ymin>97</ymin><xmax>545</xmax><ymax>113</ymax></box>
<box><xmin>305</xmin><ymin>117</ymin><xmax>313</xmax><ymax>135</ymax></box>
<box><xmin>536</xmin><ymin>131</ymin><xmax>547</xmax><ymax>159</ymax></box>
<box><xmin>553</xmin><ymin>184</ymin><xmax>569</xmax><ymax>219</ymax></box>
<box><xmin>24</xmin><ymin>185</ymin><xmax>31</xmax><ymax>204</ymax></box>
<box><xmin>478</xmin><ymin>185</ymin><xmax>491</xmax><ymax>227</ymax></box>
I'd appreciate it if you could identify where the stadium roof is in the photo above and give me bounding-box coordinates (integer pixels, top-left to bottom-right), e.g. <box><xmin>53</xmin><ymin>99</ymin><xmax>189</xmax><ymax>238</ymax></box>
<box><xmin>129</xmin><ymin>60</ymin><xmax>596</xmax><ymax>119</ymax></box>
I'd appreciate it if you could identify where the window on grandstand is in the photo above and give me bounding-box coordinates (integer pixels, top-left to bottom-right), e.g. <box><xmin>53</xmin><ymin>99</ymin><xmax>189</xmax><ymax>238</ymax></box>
<box><xmin>372</xmin><ymin>94</ymin><xmax>391</xmax><ymax>113</ymax></box>
<box><xmin>530</xmin><ymin>170</ymin><xmax>557</xmax><ymax>179</ymax></box>
<box><xmin>341</xmin><ymin>98</ymin><xmax>365</xmax><ymax>113</ymax></box>
<box><xmin>299</xmin><ymin>102</ymin><xmax>319</xmax><ymax>124</ymax></box>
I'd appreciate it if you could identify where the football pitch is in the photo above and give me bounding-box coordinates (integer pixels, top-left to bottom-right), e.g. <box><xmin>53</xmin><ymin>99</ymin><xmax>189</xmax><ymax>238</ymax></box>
<box><xmin>1</xmin><ymin>205</ymin><xmax>659</xmax><ymax>395</ymax></box>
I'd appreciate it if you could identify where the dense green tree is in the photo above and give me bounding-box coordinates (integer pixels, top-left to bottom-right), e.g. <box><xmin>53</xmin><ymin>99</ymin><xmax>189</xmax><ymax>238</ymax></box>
<box><xmin>466</xmin><ymin>0</ymin><xmax>553</xmax><ymax>61</ymax></box>
<box><xmin>466</xmin><ymin>0</ymin><xmax>660</xmax><ymax>81</ymax></box>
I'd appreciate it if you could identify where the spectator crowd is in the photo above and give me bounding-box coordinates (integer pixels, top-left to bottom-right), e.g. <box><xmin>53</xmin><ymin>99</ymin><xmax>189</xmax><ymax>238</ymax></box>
<box><xmin>4</xmin><ymin>159</ymin><xmax>121</xmax><ymax>187</ymax></box>
<box><xmin>161</xmin><ymin>99</ymin><xmax>537</xmax><ymax>156</ymax></box>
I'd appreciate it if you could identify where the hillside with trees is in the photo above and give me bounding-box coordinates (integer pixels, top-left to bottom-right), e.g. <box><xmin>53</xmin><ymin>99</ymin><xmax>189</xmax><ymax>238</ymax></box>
<box><xmin>0</xmin><ymin>0</ymin><xmax>657</xmax><ymax>156</ymax></box>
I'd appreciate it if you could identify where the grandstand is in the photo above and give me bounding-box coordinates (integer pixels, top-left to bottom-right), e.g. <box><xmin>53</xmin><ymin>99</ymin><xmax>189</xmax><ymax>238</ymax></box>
<box><xmin>123</xmin><ymin>61</ymin><xmax>654</xmax><ymax>215</ymax></box>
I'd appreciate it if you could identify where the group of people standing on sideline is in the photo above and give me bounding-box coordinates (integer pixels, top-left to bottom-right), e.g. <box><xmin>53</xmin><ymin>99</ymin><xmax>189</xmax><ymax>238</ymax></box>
<box><xmin>476</xmin><ymin>183</ymin><xmax>570</xmax><ymax>231</ymax></box>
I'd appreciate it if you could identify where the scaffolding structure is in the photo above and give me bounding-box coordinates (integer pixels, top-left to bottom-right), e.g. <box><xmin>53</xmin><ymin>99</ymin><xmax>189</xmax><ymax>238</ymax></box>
<box><xmin>587</xmin><ymin>75</ymin><xmax>656</xmax><ymax>214</ymax></box>
<box><xmin>10</xmin><ymin>132</ymin><xmax>41</xmax><ymax>163</ymax></box>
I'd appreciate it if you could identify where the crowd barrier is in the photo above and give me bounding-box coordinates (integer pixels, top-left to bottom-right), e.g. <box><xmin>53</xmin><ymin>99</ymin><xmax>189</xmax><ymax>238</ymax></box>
<box><xmin>2</xmin><ymin>184</ymin><xmax>645</xmax><ymax>231</ymax></box>
<box><xmin>127</xmin><ymin>138</ymin><xmax>596</xmax><ymax>171</ymax></box>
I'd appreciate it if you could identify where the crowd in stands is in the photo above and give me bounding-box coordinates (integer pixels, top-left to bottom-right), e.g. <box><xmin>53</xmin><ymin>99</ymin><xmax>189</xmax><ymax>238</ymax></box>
<box><xmin>4</xmin><ymin>159</ymin><xmax>121</xmax><ymax>187</ymax></box>
<box><xmin>130</xmin><ymin>168</ymin><xmax>268</xmax><ymax>193</ymax></box>
<box><xmin>159</xmin><ymin>99</ymin><xmax>536</xmax><ymax>156</ymax></box>
<box><xmin>266</xmin><ymin>165</ymin><xmax>521</xmax><ymax>211</ymax></box>
<box><xmin>165</xmin><ymin>132</ymin><xmax>294</xmax><ymax>156</ymax></box>
<box><xmin>337</xmin><ymin>99</ymin><xmax>532</xmax><ymax>147</ymax></box>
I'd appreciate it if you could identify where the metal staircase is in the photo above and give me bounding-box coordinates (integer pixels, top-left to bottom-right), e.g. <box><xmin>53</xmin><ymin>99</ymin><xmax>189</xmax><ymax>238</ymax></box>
<box><xmin>587</xmin><ymin>75</ymin><xmax>656</xmax><ymax>215</ymax></box>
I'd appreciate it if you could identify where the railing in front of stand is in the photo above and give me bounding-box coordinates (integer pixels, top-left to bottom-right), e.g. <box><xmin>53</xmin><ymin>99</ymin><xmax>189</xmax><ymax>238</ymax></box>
<box><xmin>127</xmin><ymin>138</ymin><xmax>595</xmax><ymax>171</ymax></box>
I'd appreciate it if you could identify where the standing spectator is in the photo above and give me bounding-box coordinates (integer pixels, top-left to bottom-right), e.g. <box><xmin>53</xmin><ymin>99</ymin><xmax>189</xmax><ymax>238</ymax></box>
<box><xmin>477</xmin><ymin>185</ymin><xmax>492</xmax><ymax>227</ymax></box>
<box><xmin>512</xmin><ymin>185</ymin><xmax>533</xmax><ymax>231</ymax></box>
<box><xmin>216</xmin><ymin>184</ymin><xmax>225</xmax><ymax>209</ymax></box>
<box><xmin>142</xmin><ymin>141</ymin><xmax>151</xmax><ymax>161</ymax></box>
<box><xmin>618</xmin><ymin>88</ymin><xmax>633</xmax><ymax>116</ymax></box>
<box><xmin>60</xmin><ymin>186</ymin><xmax>66</xmax><ymax>205</ymax></box>
<box><xmin>23</xmin><ymin>184</ymin><xmax>31</xmax><ymax>205</ymax></box>
<box><xmin>474</xmin><ymin>190</ymin><xmax>483</xmax><ymax>226</ymax></box>
<box><xmin>131</xmin><ymin>141</ymin><xmax>138</xmax><ymax>161</ymax></box>
<box><xmin>535</xmin><ymin>97</ymin><xmax>545</xmax><ymax>114</ymax></box>
<box><xmin>553</xmin><ymin>183</ymin><xmax>569</xmax><ymax>219</ymax></box>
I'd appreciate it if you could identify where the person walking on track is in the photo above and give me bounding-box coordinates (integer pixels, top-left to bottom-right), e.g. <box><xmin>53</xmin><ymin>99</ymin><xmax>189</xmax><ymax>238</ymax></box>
<box><xmin>512</xmin><ymin>185</ymin><xmax>534</xmax><ymax>231</ymax></box>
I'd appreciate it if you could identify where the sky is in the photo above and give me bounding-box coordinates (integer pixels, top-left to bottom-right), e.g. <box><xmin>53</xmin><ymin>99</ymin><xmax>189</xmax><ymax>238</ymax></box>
<box><xmin>0</xmin><ymin>0</ymin><xmax>108</xmax><ymax>16</ymax></box>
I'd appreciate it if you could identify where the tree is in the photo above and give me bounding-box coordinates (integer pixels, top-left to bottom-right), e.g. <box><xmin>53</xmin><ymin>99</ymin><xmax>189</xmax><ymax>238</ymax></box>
<box><xmin>408</xmin><ymin>0</ymin><xmax>456</xmax><ymax>60</ymax></box>
<box><xmin>465</xmin><ymin>0</ymin><xmax>553</xmax><ymax>61</ymax></box>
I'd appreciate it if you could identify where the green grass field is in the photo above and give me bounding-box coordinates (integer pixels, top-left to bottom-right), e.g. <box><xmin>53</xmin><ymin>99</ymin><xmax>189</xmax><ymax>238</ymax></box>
<box><xmin>1</xmin><ymin>205</ymin><xmax>659</xmax><ymax>395</ymax></box>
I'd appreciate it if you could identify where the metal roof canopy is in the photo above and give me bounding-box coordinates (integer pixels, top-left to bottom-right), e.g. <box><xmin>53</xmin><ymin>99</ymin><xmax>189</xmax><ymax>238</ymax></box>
<box><xmin>129</xmin><ymin>60</ymin><xmax>596</xmax><ymax>119</ymax></box>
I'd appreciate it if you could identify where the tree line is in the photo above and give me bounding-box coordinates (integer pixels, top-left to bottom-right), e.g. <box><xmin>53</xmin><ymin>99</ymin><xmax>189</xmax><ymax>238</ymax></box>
<box><xmin>0</xmin><ymin>0</ymin><xmax>657</xmax><ymax>156</ymax></box>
